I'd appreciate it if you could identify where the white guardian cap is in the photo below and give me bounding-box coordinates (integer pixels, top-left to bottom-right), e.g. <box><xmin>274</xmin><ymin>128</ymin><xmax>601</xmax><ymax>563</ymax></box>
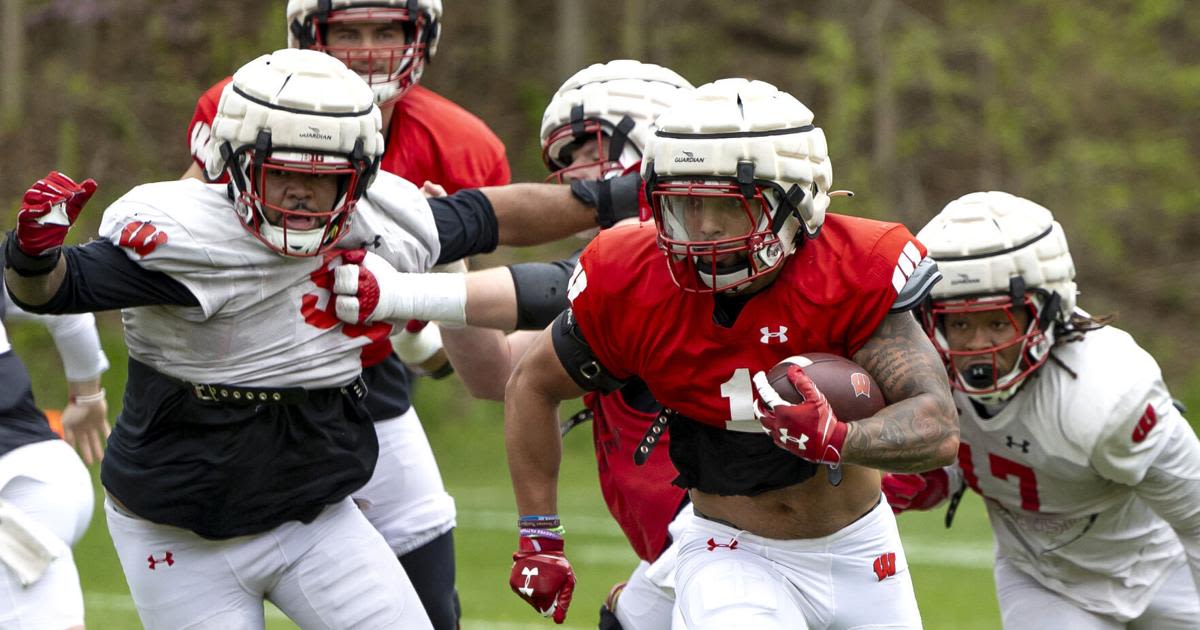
<box><xmin>540</xmin><ymin>59</ymin><xmax>694</xmax><ymax>182</ymax></box>
<box><xmin>641</xmin><ymin>78</ymin><xmax>834</xmax><ymax>293</ymax></box>
<box><xmin>206</xmin><ymin>49</ymin><xmax>384</xmax><ymax>257</ymax></box>
<box><xmin>917</xmin><ymin>191</ymin><xmax>1077</xmax><ymax>402</ymax></box>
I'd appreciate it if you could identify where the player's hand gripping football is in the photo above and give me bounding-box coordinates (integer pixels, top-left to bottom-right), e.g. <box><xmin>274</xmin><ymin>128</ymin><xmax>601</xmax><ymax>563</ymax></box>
<box><xmin>882</xmin><ymin>468</ymin><xmax>958</xmax><ymax>514</ymax></box>
<box><xmin>753</xmin><ymin>365</ymin><xmax>849</xmax><ymax>465</ymax></box>
<box><xmin>509</xmin><ymin>532</ymin><xmax>576</xmax><ymax>624</ymax></box>
<box><xmin>15</xmin><ymin>171</ymin><xmax>98</xmax><ymax>257</ymax></box>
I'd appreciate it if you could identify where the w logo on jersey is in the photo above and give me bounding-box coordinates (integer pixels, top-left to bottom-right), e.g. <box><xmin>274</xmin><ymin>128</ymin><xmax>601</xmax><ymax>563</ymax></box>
<box><xmin>850</xmin><ymin>372</ymin><xmax>872</xmax><ymax>398</ymax></box>
<box><xmin>760</xmin><ymin>326</ymin><xmax>788</xmax><ymax>344</ymax></box>
<box><xmin>119</xmin><ymin>221</ymin><xmax>169</xmax><ymax>257</ymax></box>
<box><xmin>873</xmin><ymin>552</ymin><xmax>897</xmax><ymax>581</ymax></box>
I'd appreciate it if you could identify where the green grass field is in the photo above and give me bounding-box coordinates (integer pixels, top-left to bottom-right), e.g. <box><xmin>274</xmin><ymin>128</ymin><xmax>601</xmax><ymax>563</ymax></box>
<box><xmin>26</xmin><ymin>318</ymin><xmax>1183</xmax><ymax>629</ymax></box>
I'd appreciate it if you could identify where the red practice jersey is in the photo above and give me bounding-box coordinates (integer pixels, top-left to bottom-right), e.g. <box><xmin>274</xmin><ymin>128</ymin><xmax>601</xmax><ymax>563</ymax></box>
<box><xmin>567</xmin><ymin>216</ymin><xmax>928</xmax><ymax>433</ymax></box>
<box><xmin>586</xmin><ymin>386</ymin><xmax>685</xmax><ymax>562</ymax></box>
<box><xmin>187</xmin><ymin>79</ymin><xmax>510</xmax><ymax>192</ymax></box>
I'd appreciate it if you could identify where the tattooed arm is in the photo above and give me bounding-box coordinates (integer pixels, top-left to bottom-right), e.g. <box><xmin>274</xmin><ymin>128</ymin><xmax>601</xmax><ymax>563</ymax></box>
<box><xmin>844</xmin><ymin>312</ymin><xmax>959</xmax><ymax>472</ymax></box>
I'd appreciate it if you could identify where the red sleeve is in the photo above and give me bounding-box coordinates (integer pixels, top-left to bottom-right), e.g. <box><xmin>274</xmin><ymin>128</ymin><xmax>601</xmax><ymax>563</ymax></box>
<box><xmin>842</xmin><ymin>223</ymin><xmax>927</xmax><ymax>355</ymax></box>
<box><xmin>186</xmin><ymin>77</ymin><xmax>233</xmax><ymax>181</ymax></box>
<box><xmin>482</xmin><ymin>151</ymin><xmax>512</xmax><ymax>186</ymax></box>
<box><xmin>436</xmin><ymin>133</ymin><xmax>510</xmax><ymax>191</ymax></box>
<box><xmin>566</xmin><ymin>233</ymin><xmax>635</xmax><ymax>381</ymax></box>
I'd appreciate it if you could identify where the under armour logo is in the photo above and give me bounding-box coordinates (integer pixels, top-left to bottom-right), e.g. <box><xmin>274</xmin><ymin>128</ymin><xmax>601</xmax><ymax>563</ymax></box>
<box><xmin>518</xmin><ymin>566</ymin><xmax>538</xmax><ymax>596</ymax></box>
<box><xmin>1005</xmin><ymin>436</ymin><xmax>1031</xmax><ymax>453</ymax></box>
<box><xmin>706</xmin><ymin>537</ymin><xmax>740</xmax><ymax>552</ymax></box>
<box><xmin>147</xmin><ymin>551</ymin><xmax>174</xmax><ymax>570</ymax></box>
<box><xmin>359</xmin><ymin>234</ymin><xmax>383</xmax><ymax>250</ymax></box>
<box><xmin>873</xmin><ymin>552</ymin><xmax>897</xmax><ymax>581</ymax></box>
<box><xmin>777</xmin><ymin>427</ymin><xmax>808</xmax><ymax>449</ymax></box>
<box><xmin>760</xmin><ymin>326</ymin><xmax>788</xmax><ymax>344</ymax></box>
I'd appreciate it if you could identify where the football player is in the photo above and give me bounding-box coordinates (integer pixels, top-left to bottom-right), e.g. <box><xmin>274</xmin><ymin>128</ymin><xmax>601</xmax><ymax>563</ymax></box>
<box><xmin>883</xmin><ymin>192</ymin><xmax>1200</xmax><ymax>629</ymax></box>
<box><xmin>3</xmin><ymin>49</ymin><xmax>645</xmax><ymax>630</ymax></box>
<box><xmin>336</xmin><ymin>79</ymin><xmax>959</xmax><ymax>627</ymax></box>
<box><xmin>185</xmin><ymin>0</ymin><xmax>508</xmax><ymax>194</ymax></box>
<box><xmin>439</xmin><ymin>59</ymin><xmax>697</xmax><ymax>630</ymax></box>
<box><xmin>0</xmin><ymin>259</ymin><xmax>108</xmax><ymax>630</ymax></box>
<box><xmin>179</xmin><ymin>3</ymin><xmax>574</xmax><ymax>627</ymax></box>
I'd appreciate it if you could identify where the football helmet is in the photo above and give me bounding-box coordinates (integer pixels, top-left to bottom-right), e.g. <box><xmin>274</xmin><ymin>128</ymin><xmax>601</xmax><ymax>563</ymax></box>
<box><xmin>540</xmin><ymin>59</ymin><xmax>693</xmax><ymax>183</ymax></box>
<box><xmin>641</xmin><ymin>78</ymin><xmax>833</xmax><ymax>293</ymax></box>
<box><xmin>206</xmin><ymin>49</ymin><xmax>384</xmax><ymax>257</ymax></box>
<box><xmin>916</xmin><ymin>191</ymin><xmax>1077</xmax><ymax>403</ymax></box>
<box><xmin>287</xmin><ymin>0</ymin><xmax>442</xmax><ymax>107</ymax></box>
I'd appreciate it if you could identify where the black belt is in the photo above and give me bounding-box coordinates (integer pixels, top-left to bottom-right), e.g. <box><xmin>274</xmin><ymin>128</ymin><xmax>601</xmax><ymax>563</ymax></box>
<box><xmin>175</xmin><ymin>373</ymin><xmax>367</xmax><ymax>405</ymax></box>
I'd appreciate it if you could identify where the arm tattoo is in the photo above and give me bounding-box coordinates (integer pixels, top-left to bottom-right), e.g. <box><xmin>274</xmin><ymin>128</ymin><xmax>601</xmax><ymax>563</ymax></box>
<box><xmin>846</xmin><ymin>312</ymin><xmax>959</xmax><ymax>472</ymax></box>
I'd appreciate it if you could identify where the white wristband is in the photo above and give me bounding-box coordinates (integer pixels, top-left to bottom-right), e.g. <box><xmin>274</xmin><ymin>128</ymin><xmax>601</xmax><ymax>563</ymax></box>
<box><xmin>70</xmin><ymin>389</ymin><xmax>106</xmax><ymax>406</ymax></box>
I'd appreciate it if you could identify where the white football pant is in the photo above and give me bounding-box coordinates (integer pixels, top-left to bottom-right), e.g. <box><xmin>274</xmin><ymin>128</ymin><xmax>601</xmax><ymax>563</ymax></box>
<box><xmin>0</xmin><ymin>440</ymin><xmax>92</xmax><ymax>630</ymax></box>
<box><xmin>673</xmin><ymin>498</ymin><xmax>922</xmax><ymax>629</ymax></box>
<box><xmin>106</xmin><ymin>496</ymin><xmax>433</xmax><ymax>630</ymax></box>
<box><xmin>615</xmin><ymin>504</ymin><xmax>693</xmax><ymax>630</ymax></box>
<box><xmin>996</xmin><ymin>556</ymin><xmax>1200</xmax><ymax>629</ymax></box>
<box><xmin>354</xmin><ymin>407</ymin><xmax>456</xmax><ymax>554</ymax></box>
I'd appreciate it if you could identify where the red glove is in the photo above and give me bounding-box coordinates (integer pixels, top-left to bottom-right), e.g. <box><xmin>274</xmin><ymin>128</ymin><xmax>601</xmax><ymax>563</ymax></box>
<box><xmin>882</xmin><ymin>469</ymin><xmax>953</xmax><ymax>514</ymax></box>
<box><xmin>752</xmin><ymin>366</ymin><xmax>848</xmax><ymax>464</ymax></box>
<box><xmin>15</xmin><ymin>171</ymin><xmax>98</xmax><ymax>256</ymax></box>
<box><xmin>509</xmin><ymin>534</ymin><xmax>575</xmax><ymax>624</ymax></box>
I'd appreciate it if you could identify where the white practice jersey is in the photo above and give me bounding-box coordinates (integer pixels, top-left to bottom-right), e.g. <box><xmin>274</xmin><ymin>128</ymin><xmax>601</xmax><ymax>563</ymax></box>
<box><xmin>956</xmin><ymin>325</ymin><xmax>1189</xmax><ymax>619</ymax></box>
<box><xmin>98</xmin><ymin>173</ymin><xmax>439</xmax><ymax>388</ymax></box>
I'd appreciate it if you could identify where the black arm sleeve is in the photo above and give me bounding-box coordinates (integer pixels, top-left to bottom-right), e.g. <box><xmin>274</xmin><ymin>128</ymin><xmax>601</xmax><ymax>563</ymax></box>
<box><xmin>430</xmin><ymin>189</ymin><xmax>499</xmax><ymax>265</ymax></box>
<box><xmin>508</xmin><ymin>250</ymin><xmax>582</xmax><ymax>330</ymax></box>
<box><xmin>7</xmin><ymin>240</ymin><xmax>199</xmax><ymax>314</ymax></box>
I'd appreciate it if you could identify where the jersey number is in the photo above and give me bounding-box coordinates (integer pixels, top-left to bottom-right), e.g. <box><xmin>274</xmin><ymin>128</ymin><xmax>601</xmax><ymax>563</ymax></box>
<box><xmin>720</xmin><ymin>369</ymin><xmax>756</xmax><ymax>421</ymax></box>
<box><xmin>959</xmin><ymin>442</ymin><xmax>1041</xmax><ymax>511</ymax></box>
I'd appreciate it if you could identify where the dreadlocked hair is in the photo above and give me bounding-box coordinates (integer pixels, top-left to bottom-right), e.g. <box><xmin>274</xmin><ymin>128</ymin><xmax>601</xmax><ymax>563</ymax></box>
<box><xmin>1055</xmin><ymin>310</ymin><xmax>1116</xmax><ymax>344</ymax></box>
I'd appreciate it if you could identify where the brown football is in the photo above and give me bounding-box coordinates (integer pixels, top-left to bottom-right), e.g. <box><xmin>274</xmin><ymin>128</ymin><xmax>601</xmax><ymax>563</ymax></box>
<box><xmin>765</xmin><ymin>353</ymin><xmax>885</xmax><ymax>421</ymax></box>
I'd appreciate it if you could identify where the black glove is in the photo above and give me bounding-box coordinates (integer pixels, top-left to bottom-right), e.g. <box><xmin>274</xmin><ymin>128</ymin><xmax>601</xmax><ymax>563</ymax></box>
<box><xmin>569</xmin><ymin>173</ymin><xmax>641</xmax><ymax>229</ymax></box>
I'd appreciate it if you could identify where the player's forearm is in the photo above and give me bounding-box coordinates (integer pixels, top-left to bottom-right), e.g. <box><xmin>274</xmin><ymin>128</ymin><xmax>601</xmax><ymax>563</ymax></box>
<box><xmin>847</xmin><ymin>312</ymin><xmax>960</xmax><ymax>472</ymax></box>
<box><xmin>504</xmin><ymin>374</ymin><xmax>564</xmax><ymax>515</ymax></box>
<box><xmin>842</xmin><ymin>394</ymin><xmax>960</xmax><ymax>472</ymax></box>
<box><xmin>480</xmin><ymin>184</ymin><xmax>595</xmax><ymax>246</ymax></box>
<box><xmin>504</xmin><ymin>333</ymin><xmax>588</xmax><ymax>515</ymax></box>
<box><xmin>1133</xmin><ymin>425</ymin><xmax>1200</xmax><ymax>597</ymax></box>
<box><xmin>442</xmin><ymin>325</ymin><xmax>513</xmax><ymax>401</ymax></box>
<box><xmin>464</xmin><ymin>267</ymin><xmax>519</xmax><ymax>330</ymax></box>
<box><xmin>42</xmin><ymin>312</ymin><xmax>110</xmax><ymax>381</ymax></box>
<box><xmin>3</xmin><ymin>257</ymin><xmax>68</xmax><ymax>308</ymax></box>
